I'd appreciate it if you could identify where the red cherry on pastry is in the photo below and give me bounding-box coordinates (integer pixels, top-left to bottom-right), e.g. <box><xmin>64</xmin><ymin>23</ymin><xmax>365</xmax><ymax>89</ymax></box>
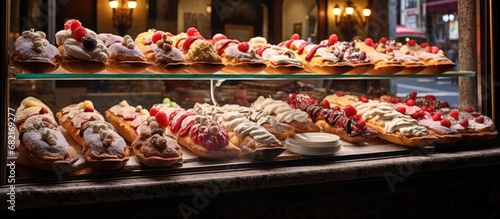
<box><xmin>431</xmin><ymin>46</ymin><xmax>440</xmax><ymax>54</ymax></box>
<box><xmin>425</xmin><ymin>46</ymin><xmax>432</xmax><ymax>53</ymax></box>
<box><xmin>420</xmin><ymin>42</ymin><xmax>429</xmax><ymax>48</ymax></box>
<box><xmin>364</xmin><ymin>38</ymin><xmax>374</xmax><ymax>46</ymax></box>
<box><xmin>408</xmin><ymin>91</ymin><xmax>417</xmax><ymax>99</ymax></box>
<box><xmin>359</xmin><ymin>96</ymin><xmax>368</xmax><ymax>103</ymax></box>
<box><xmin>386</xmin><ymin>47</ymin><xmax>393</xmax><ymax>53</ymax></box>
<box><xmin>84</xmin><ymin>106</ymin><xmax>94</xmax><ymax>112</ymax></box>
<box><xmin>449</xmin><ymin>110</ymin><xmax>459</xmax><ymax>120</ymax></box>
<box><xmin>464</xmin><ymin>106</ymin><xmax>474</xmax><ymax>113</ymax></box>
<box><xmin>440</xmin><ymin>119</ymin><xmax>452</xmax><ymax>128</ymax></box>
<box><xmin>328</xmin><ymin>34</ymin><xmax>338</xmax><ymax>45</ymax></box>
<box><xmin>424</xmin><ymin>95</ymin><xmax>436</xmax><ymax>101</ymax></box>
<box><xmin>459</xmin><ymin>119</ymin><xmax>469</xmax><ymax>127</ymax></box>
<box><xmin>475</xmin><ymin>116</ymin><xmax>485</xmax><ymax>123</ymax></box>
<box><xmin>149</xmin><ymin>107</ymin><xmax>159</xmax><ymax>116</ymax></box>
<box><xmin>290</xmin><ymin>33</ymin><xmax>300</xmax><ymax>40</ymax></box>
<box><xmin>432</xmin><ymin>112</ymin><xmax>442</xmax><ymax>121</ymax></box>
<box><xmin>344</xmin><ymin>105</ymin><xmax>357</xmax><ymax>117</ymax></box>
<box><xmin>428</xmin><ymin>106</ymin><xmax>435</xmax><ymax>113</ymax></box>
<box><xmin>333</xmin><ymin>106</ymin><xmax>341</xmax><ymax>111</ymax></box>
<box><xmin>187</xmin><ymin>27</ymin><xmax>200</xmax><ymax>36</ymax></box>
<box><xmin>39</xmin><ymin>107</ymin><xmax>49</xmax><ymax>114</ymax></box>
<box><xmin>354</xmin><ymin>114</ymin><xmax>362</xmax><ymax>120</ymax></box>
<box><xmin>321</xmin><ymin>100</ymin><xmax>330</xmax><ymax>108</ymax></box>
<box><xmin>396</xmin><ymin>107</ymin><xmax>406</xmax><ymax>114</ymax></box>
<box><xmin>379</xmin><ymin>37</ymin><xmax>388</xmax><ymax>44</ymax></box>
<box><xmin>406</xmin><ymin>99</ymin><xmax>415</xmax><ymax>106</ymax></box>
<box><xmin>155</xmin><ymin>111</ymin><xmax>169</xmax><ymax>127</ymax></box>
<box><xmin>237</xmin><ymin>42</ymin><xmax>250</xmax><ymax>52</ymax></box>
<box><xmin>335</xmin><ymin>91</ymin><xmax>344</xmax><ymax>96</ymax></box>
<box><xmin>151</xmin><ymin>31</ymin><xmax>164</xmax><ymax>44</ymax></box>
<box><xmin>358</xmin><ymin>120</ymin><xmax>366</xmax><ymax>129</ymax></box>
<box><xmin>407</xmin><ymin>39</ymin><xmax>416</xmax><ymax>46</ymax></box>
<box><xmin>471</xmin><ymin>112</ymin><xmax>481</xmax><ymax>117</ymax></box>
<box><xmin>391</xmin><ymin>97</ymin><xmax>402</xmax><ymax>104</ymax></box>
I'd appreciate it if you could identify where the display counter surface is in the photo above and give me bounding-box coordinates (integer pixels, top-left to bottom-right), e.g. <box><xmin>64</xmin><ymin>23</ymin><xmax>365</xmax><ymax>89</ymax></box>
<box><xmin>1</xmin><ymin>145</ymin><xmax>500</xmax><ymax>211</ymax></box>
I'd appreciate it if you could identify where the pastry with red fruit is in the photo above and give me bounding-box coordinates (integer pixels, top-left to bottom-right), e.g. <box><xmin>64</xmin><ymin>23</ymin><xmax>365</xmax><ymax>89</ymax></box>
<box><xmin>174</xmin><ymin>27</ymin><xmax>224</xmax><ymax>74</ymax></box>
<box><xmin>381</xmin><ymin>39</ymin><xmax>426</xmax><ymax>74</ymax></box>
<box><xmin>355</xmin><ymin>38</ymin><xmax>406</xmax><ymax>74</ymax></box>
<box><xmin>166</xmin><ymin>108</ymin><xmax>241</xmax><ymax>159</ymax></box>
<box><xmin>439</xmin><ymin>107</ymin><xmax>498</xmax><ymax>144</ymax></box>
<box><xmin>98</xmin><ymin>33</ymin><xmax>151</xmax><ymax>73</ymax></box>
<box><xmin>213</xmin><ymin>35</ymin><xmax>267</xmax><ymax>74</ymax></box>
<box><xmin>79</xmin><ymin>120</ymin><xmax>129</xmax><ymax>171</ymax></box>
<box><xmin>321</xmin><ymin>34</ymin><xmax>374</xmax><ymax>74</ymax></box>
<box><xmin>351</xmin><ymin>100</ymin><xmax>438</xmax><ymax>147</ymax></box>
<box><xmin>105</xmin><ymin>100</ymin><xmax>151</xmax><ymax>143</ymax></box>
<box><xmin>55</xmin><ymin>19</ymin><xmax>110</xmax><ymax>73</ymax></box>
<box><xmin>144</xmin><ymin>31</ymin><xmax>189</xmax><ymax>73</ymax></box>
<box><xmin>55</xmin><ymin>100</ymin><xmax>106</xmax><ymax>148</ymax></box>
<box><xmin>282</xmin><ymin>33</ymin><xmax>355</xmax><ymax>74</ymax></box>
<box><xmin>249</xmin><ymin>36</ymin><xmax>304</xmax><ymax>74</ymax></box>
<box><xmin>406</xmin><ymin>40</ymin><xmax>455</xmax><ymax>74</ymax></box>
<box><xmin>10</xmin><ymin>29</ymin><xmax>60</xmax><ymax>73</ymax></box>
<box><xmin>134</xmin><ymin>29</ymin><xmax>157</xmax><ymax>54</ymax></box>
<box><xmin>16</xmin><ymin>97</ymin><xmax>79</xmax><ymax>172</ymax></box>
<box><xmin>287</xmin><ymin>93</ymin><xmax>378</xmax><ymax>143</ymax></box>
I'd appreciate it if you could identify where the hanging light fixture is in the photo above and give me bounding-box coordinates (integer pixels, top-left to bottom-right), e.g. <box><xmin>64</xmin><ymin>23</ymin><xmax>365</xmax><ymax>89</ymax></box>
<box><xmin>109</xmin><ymin>0</ymin><xmax>137</xmax><ymax>36</ymax></box>
<box><xmin>333</xmin><ymin>0</ymin><xmax>371</xmax><ymax>30</ymax></box>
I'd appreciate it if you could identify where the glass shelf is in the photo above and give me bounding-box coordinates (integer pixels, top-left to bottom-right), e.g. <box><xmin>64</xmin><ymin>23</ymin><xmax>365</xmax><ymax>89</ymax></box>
<box><xmin>14</xmin><ymin>71</ymin><xmax>475</xmax><ymax>80</ymax></box>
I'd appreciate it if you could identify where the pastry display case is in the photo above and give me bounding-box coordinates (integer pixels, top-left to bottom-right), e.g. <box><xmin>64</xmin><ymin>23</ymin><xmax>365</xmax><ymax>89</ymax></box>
<box><xmin>1</xmin><ymin>0</ymin><xmax>499</xmax><ymax>214</ymax></box>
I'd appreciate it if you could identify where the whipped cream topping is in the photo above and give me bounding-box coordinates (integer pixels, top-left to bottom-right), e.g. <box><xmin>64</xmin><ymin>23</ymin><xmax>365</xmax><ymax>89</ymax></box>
<box><xmin>251</xmin><ymin>96</ymin><xmax>308</xmax><ymax>123</ymax></box>
<box><xmin>222</xmin><ymin>44</ymin><xmax>263</xmax><ymax>63</ymax></box>
<box><xmin>353</xmin><ymin>100</ymin><xmax>429</xmax><ymax>136</ymax></box>
<box><xmin>14</xmin><ymin>29</ymin><xmax>59</xmax><ymax>60</ymax></box>
<box><xmin>222</xmin><ymin>112</ymin><xmax>278</xmax><ymax>144</ymax></box>
<box><xmin>248</xmin><ymin>36</ymin><xmax>267</xmax><ymax>51</ymax></box>
<box><xmin>261</xmin><ymin>46</ymin><xmax>302</xmax><ymax>66</ymax></box>
<box><xmin>55</xmin><ymin>28</ymin><xmax>110</xmax><ymax>61</ymax></box>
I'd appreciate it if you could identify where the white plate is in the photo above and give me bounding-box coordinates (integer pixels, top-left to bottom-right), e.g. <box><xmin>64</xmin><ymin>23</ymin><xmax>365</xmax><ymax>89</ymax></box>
<box><xmin>287</xmin><ymin>133</ymin><xmax>341</xmax><ymax>148</ymax></box>
<box><xmin>285</xmin><ymin>141</ymin><xmax>342</xmax><ymax>156</ymax></box>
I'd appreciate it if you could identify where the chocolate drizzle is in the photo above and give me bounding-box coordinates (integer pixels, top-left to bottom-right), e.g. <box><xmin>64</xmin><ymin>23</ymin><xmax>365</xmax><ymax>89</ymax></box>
<box><xmin>301</xmin><ymin>103</ymin><xmax>365</xmax><ymax>137</ymax></box>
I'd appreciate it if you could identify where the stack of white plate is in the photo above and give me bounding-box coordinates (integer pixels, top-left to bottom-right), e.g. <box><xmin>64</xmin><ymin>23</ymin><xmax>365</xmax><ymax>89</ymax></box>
<box><xmin>285</xmin><ymin>133</ymin><xmax>342</xmax><ymax>156</ymax></box>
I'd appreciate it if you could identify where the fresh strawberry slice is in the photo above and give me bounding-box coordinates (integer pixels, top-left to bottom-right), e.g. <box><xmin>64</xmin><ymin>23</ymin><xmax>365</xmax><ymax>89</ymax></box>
<box><xmin>408</xmin><ymin>91</ymin><xmax>417</xmax><ymax>99</ymax></box>
<box><xmin>459</xmin><ymin>119</ymin><xmax>469</xmax><ymax>127</ymax></box>
<box><xmin>344</xmin><ymin>105</ymin><xmax>357</xmax><ymax>117</ymax></box>
<box><xmin>431</xmin><ymin>46</ymin><xmax>439</xmax><ymax>54</ymax></box>
<box><xmin>464</xmin><ymin>106</ymin><xmax>474</xmax><ymax>113</ymax></box>
<box><xmin>359</xmin><ymin>96</ymin><xmax>368</xmax><ymax>103</ymax></box>
<box><xmin>396</xmin><ymin>107</ymin><xmax>406</xmax><ymax>114</ymax></box>
<box><xmin>432</xmin><ymin>112</ymin><xmax>442</xmax><ymax>121</ymax></box>
<box><xmin>407</xmin><ymin>39</ymin><xmax>416</xmax><ymax>46</ymax></box>
<box><xmin>358</xmin><ymin>120</ymin><xmax>366</xmax><ymax>129</ymax></box>
<box><xmin>183</xmin><ymin>36</ymin><xmax>205</xmax><ymax>54</ymax></box>
<box><xmin>406</xmin><ymin>99</ymin><xmax>415</xmax><ymax>106</ymax></box>
<box><xmin>449</xmin><ymin>110</ymin><xmax>459</xmax><ymax>120</ymax></box>
<box><xmin>321</xmin><ymin>100</ymin><xmax>330</xmax><ymax>108</ymax></box>
<box><xmin>475</xmin><ymin>116</ymin><xmax>485</xmax><ymax>123</ymax></box>
<box><xmin>440</xmin><ymin>119</ymin><xmax>452</xmax><ymax>128</ymax></box>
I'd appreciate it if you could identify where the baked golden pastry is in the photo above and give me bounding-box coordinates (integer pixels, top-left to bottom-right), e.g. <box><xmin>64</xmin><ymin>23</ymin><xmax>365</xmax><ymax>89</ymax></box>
<box><xmin>355</xmin><ymin>38</ymin><xmax>406</xmax><ymax>74</ymax></box>
<box><xmin>55</xmin><ymin>19</ymin><xmax>110</xmax><ymax>73</ymax></box>
<box><xmin>16</xmin><ymin>97</ymin><xmax>79</xmax><ymax>172</ymax></box>
<box><xmin>105</xmin><ymin>100</ymin><xmax>149</xmax><ymax>143</ymax></box>
<box><xmin>319</xmin><ymin>34</ymin><xmax>374</xmax><ymax>74</ymax></box>
<box><xmin>249</xmin><ymin>36</ymin><xmax>304</xmax><ymax>74</ymax></box>
<box><xmin>406</xmin><ymin>40</ymin><xmax>456</xmax><ymax>74</ymax></box>
<box><xmin>80</xmin><ymin>120</ymin><xmax>129</xmax><ymax>171</ymax></box>
<box><xmin>99</xmin><ymin>33</ymin><xmax>151</xmax><ymax>73</ymax></box>
<box><xmin>134</xmin><ymin>29</ymin><xmax>157</xmax><ymax>55</ymax></box>
<box><xmin>10</xmin><ymin>29</ymin><xmax>60</xmax><ymax>73</ymax></box>
<box><xmin>212</xmin><ymin>35</ymin><xmax>267</xmax><ymax>74</ymax></box>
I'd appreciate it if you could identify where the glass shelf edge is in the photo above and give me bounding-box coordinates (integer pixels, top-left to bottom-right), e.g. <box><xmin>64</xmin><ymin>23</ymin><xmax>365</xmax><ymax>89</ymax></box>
<box><xmin>14</xmin><ymin>71</ymin><xmax>476</xmax><ymax>80</ymax></box>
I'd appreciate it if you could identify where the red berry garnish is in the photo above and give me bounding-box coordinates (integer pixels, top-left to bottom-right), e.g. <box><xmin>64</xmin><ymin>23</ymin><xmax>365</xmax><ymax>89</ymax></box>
<box><xmin>64</xmin><ymin>19</ymin><xmax>81</xmax><ymax>31</ymax></box>
<box><xmin>150</xmin><ymin>107</ymin><xmax>159</xmax><ymax>116</ymax></box>
<box><xmin>73</xmin><ymin>26</ymin><xmax>88</xmax><ymax>42</ymax></box>
<box><xmin>151</xmin><ymin>31</ymin><xmax>164</xmax><ymax>44</ymax></box>
<box><xmin>155</xmin><ymin>111</ymin><xmax>169</xmax><ymax>127</ymax></box>
<box><xmin>421</xmin><ymin>106</ymin><xmax>428</xmax><ymax>112</ymax></box>
<box><xmin>408</xmin><ymin>92</ymin><xmax>417</xmax><ymax>99</ymax></box>
<box><xmin>354</xmin><ymin>114</ymin><xmax>362</xmax><ymax>120</ymax></box>
<box><xmin>328</xmin><ymin>34</ymin><xmax>338</xmax><ymax>45</ymax></box>
<box><xmin>407</xmin><ymin>39</ymin><xmax>416</xmax><ymax>46</ymax></box>
<box><xmin>359</xmin><ymin>96</ymin><xmax>368</xmax><ymax>103</ymax></box>
<box><xmin>428</xmin><ymin>106</ymin><xmax>435</xmax><ymax>113</ymax></box>
<box><xmin>420</xmin><ymin>42</ymin><xmax>429</xmax><ymax>48</ymax></box>
<box><xmin>425</xmin><ymin>46</ymin><xmax>432</xmax><ymax>53</ymax></box>
<box><xmin>396</xmin><ymin>107</ymin><xmax>406</xmax><ymax>114</ymax></box>
<box><xmin>411</xmin><ymin>111</ymin><xmax>422</xmax><ymax>119</ymax></box>
<box><xmin>475</xmin><ymin>116</ymin><xmax>485</xmax><ymax>123</ymax></box>
<box><xmin>372</xmin><ymin>97</ymin><xmax>379</xmax><ymax>101</ymax></box>
<box><xmin>379</xmin><ymin>37</ymin><xmax>388</xmax><ymax>44</ymax></box>
<box><xmin>335</xmin><ymin>91</ymin><xmax>344</xmax><ymax>96</ymax></box>
<box><xmin>321</xmin><ymin>100</ymin><xmax>330</xmax><ymax>108</ymax></box>
<box><xmin>358</xmin><ymin>120</ymin><xmax>366</xmax><ymax>129</ymax></box>
<box><xmin>391</xmin><ymin>97</ymin><xmax>402</xmax><ymax>104</ymax></box>
<box><xmin>187</xmin><ymin>27</ymin><xmax>200</xmax><ymax>36</ymax></box>
<box><xmin>471</xmin><ymin>112</ymin><xmax>481</xmax><ymax>117</ymax></box>
<box><xmin>364</xmin><ymin>38</ymin><xmax>374</xmax><ymax>46</ymax></box>
<box><xmin>290</xmin><ymin>33</ymin><xmax>300</xmax><ymax>40</ymax></box>
<box><xmin>465</xmin><ymin>106</ymin><xmax>474</xmax><ymax>113</ymax></box>
<box><xmin>440</xmin><ymin>119</ymin><xmax>452</xmax><ymax>128</ymax></box>
<box><xmin>386</xmin><ymin>47</ymin><xmax>393</xmax><ymax>53</ymax></box>
<box><xmin>424</xmin><ymin>95</ymin><xmax>436</xmax><ymax>101</ymax></box>
<box><xmin>84</xmin><ymin>106</ymin><xmax>94</xmax><ymax>112</ymax></box>
<box><xmin>237</xmin><ymin>42</ymin><xmax>250</xmax><ymax>52</ymax></box>
<box><xmin>333</xmin><ymin>106</ymin><xmax>341</xmax><ymax>111</ymax></box>
<box><xmin>459</xmin><ymin>119</ymin><xmax>469</xmax><ymax>127</ymax></box>
<box><xmin>344</xmin><ymin>105</ymin><xmax>357</xmax><ymax>117</ymax></box>
<box><xmin>431</xmin><ymin>46</ymin><xmax>439</xmax><ymax>54</ymax></box>
<box><xmin>432</xmin><ymin>112</ymin><xmax>442</xmax><ymax>121</ymax></box>
<box><xmin>39</xmin><ymin>107</ymin><xmax>49</xmax><ymax>114</ymax></box>
<box><xmin>307</xmin><ymin>98</ymin><xmax>316</xmax><ymax>104</ymax></box>
<box><xmin>449</xmin><ymin>110</ymin><xmax>459</xmax><ymax>120</ymax></box>
<box><xmin>406</xmin><ymin>99</ymin><xmax>415</xmax><ymax>106</ymax></box>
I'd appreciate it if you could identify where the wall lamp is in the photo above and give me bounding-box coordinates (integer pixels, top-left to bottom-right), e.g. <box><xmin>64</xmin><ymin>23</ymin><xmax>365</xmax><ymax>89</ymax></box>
<box><xmin>109</xmin><ymin>0</ymin><xmax>137</xmax><ymax>36</ymax></box>
<box><xmin>333</xmin><ymin>0</ymin><xmax>371</xmax><ymax>31</ymax></box>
